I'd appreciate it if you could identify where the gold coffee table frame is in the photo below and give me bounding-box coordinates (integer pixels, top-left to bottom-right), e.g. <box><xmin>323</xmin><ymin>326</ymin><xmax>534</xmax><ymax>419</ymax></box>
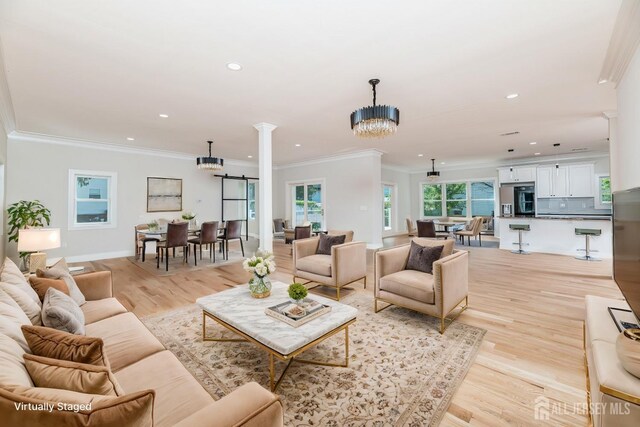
<box><xmin>202</xmin><ymin>311</ymin><xmax>355</xmax><ymax>391</ymax></box>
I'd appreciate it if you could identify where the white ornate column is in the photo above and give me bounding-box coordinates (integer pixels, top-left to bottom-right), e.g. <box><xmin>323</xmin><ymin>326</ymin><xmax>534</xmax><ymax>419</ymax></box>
<box><xmin>253</xmin><ymin>122</ymin><xmax>277</xmax><ymax>252</ymax></box>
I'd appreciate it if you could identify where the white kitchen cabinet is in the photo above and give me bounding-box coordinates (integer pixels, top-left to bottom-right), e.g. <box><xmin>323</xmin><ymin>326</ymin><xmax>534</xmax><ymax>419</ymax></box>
<box><xmin>568</xmin><ymin>164</ymin><xmax>595</xmax><ymax>197</ymax></box>
<box><xmin>498</xmin><ymin>166</ymin><xmax>537</xmax><ymax>184</ymax></box>
<box><xmin>536</xmin><ymin>165</ymin><xmax>568</xmax><ymax>197</ymax></box>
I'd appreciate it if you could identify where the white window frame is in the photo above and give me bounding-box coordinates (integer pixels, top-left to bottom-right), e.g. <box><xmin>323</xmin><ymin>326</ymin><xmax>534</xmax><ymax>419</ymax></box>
<box><xmin>382</xmin><ymin>182</ymin><xmax>397</xmax><ymax>234</ymax></box>
<box><xmin>68</xmin><ymin>169</ymin><xmax>117</xmax><ymax>230</ymax></box>
<box><xmin>419</xmin><ymin>177</ymin><xmax>497</xmax><ymax>219</ymax></box>
<box><xmin>595</xmin><ymin>173</ymin><xmax>612</xmax><ymax>210</ymax></box>
<box><xmin>248</xmin><ymin>182</ymin><xmax>257</xmax><ymax>221</ymax></box>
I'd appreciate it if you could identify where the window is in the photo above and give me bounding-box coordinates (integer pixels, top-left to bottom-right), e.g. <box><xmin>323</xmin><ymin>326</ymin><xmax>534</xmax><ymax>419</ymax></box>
<box><xmin>599</xmin><ymin>176</ymin><xmax>611</xmax><ymax>204</ymax></box>
<box><xmin>383</xmin><ymin>184</ymin><xmax>393</xmax><ymax>231</ymax></box>
<box><xmin>289</xmin><ymin>181</ymin><xmax>325</xmax><ymax>231</ymax></box>
<box><xmin>69</xmin><ymin>170</ymin><xmax>117</xmax><ymax>230</ymax></box>
<box><xmin>445</xmin><ymin>183</ymin><xmax>467</xmax><ymax>217</ymax></box>
<box><xmin>248</xmin><ymin>182</ymin><xmax>256</xmax><ymax>220</ymax></box>
<box><xmin>422</xmin><ymin>184</ymin><xmax>442</xmax><ymax>216</ymax></box>
<box><xmin>470</xmin><ymin>181</ymin><xmax>495</xmax><ymax>216</ymax></box>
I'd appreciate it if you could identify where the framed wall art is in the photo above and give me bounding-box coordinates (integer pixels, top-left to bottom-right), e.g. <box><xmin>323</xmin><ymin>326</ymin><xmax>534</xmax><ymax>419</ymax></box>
<box><xmin>147</xmin><ymin>177</ymin><xmax>183</xmax><ymax>212</ymax></box>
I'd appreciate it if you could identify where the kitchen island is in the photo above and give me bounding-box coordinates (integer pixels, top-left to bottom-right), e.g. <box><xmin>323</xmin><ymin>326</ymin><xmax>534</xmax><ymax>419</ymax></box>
<box><xmin>496</xmin><ymin>216</ymin><xmax>612</xmax><ymax>258</ymax></box>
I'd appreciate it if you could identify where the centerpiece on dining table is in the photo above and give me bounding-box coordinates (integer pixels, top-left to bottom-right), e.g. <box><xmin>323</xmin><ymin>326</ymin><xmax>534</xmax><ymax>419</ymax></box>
<box><xmin>243</xmin><ymin>251</ymin><xmax>276</xmax><ymax>298</ymax></box>
<box><xmin>181</xmin><ymin>211</ymin><xmax>197</xmax><ymax>229</ymax></box>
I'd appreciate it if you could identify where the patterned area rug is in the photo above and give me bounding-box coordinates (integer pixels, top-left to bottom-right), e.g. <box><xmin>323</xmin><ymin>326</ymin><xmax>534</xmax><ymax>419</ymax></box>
<box><xmin>142</xmin><ymin>291</ymin><xmax>485</xmax><ymax>426</ymax></box>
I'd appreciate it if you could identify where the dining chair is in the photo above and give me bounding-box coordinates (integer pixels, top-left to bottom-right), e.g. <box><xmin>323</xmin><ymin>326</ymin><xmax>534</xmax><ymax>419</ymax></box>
<box><xmin>156</xmin><ymin>222</ymin><xmax>189</xmax><ymax>271</ymax></box>
<box><xmin>188</xmin><ymin>221</ymin><xmax>219</xmax><ymax>266</ymax></box>
<box><xmin>135</xmin><ymin>224</ymin><xmax>162</xmax><ymax>262</ymax></box>
<box><xmin>221</xmin><ymin>219</ymin><xmax>244</xmax><ymax>260</ymax></box>
<box><xmin>416</xmin><ymin>220</ymin><xmax>449</xmax><ymax>239</ymax></box>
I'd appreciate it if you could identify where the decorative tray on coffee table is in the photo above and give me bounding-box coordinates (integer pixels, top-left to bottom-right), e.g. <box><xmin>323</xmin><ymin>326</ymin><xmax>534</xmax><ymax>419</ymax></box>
<box><xmin>265</xmin><ymin>298</ymin><xmax>331</xmax><ymax>327</ymax></box>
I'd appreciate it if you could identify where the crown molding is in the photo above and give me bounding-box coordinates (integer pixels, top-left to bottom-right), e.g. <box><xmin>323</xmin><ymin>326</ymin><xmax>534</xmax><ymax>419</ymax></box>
<box><xmin>274</xmin><ymin>149</ymin><xmax>383</xmax><ymax>170</ymax></box>
<box><xmin>599</xmin><ymin>0</ymin><xmax>640</xmax><ymax>86</ymax></box>
<box><xmin>0</xmin><ymin>39</ymin><xmax>16</xmax><ymax>135</ymax></box>
<box><xmin>602</xmin><ymin>110</ymin><xmax>618</xmax><ymax>119</ymax></box>
<box><xmin>8</xmin><ymin>131</ymin><xmax>258</xmax><ymax>168</ymax></box>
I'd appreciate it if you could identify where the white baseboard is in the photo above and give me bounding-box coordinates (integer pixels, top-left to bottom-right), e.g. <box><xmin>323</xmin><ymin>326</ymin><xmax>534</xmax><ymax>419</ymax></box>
<box><xmin>65</xmin><ymin>250</ymin><xmax>134</xmax><ymax>263</ymax></box>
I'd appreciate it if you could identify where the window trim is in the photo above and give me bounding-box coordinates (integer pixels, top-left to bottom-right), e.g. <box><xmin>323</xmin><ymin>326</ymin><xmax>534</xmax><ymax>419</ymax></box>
<box><xmin>68</xmin><ymin>169</ymin><xmax>117</xmax><ymax>230</ymax></box>
<box><xmin>419</xmin><ymin>177</ymin><xmax>497</xmax><ymax>219</ymax></box>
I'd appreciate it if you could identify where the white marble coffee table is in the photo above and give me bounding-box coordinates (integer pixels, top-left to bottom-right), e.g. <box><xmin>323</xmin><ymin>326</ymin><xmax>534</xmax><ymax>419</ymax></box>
<box><xmin>196</xmin><ymin>281</ymin><xmax>357</xmax><ymax>391</ymax></box>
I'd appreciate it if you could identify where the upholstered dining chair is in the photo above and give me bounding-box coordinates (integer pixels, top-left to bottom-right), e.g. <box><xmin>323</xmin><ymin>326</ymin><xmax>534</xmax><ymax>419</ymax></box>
<box><xmin>454</xmin><ymin>216</ymin><xmax>485</xmax><ymax>246</ymax></box>
<box><xmin>374</xmin><ymin>238</ymin><xmax>469</xmax><ymax>333</ymax></box>
<box><xmin>406</xmin><ymin>217</ymin><xmax>417</xmax><ymax>236</ymax></box>
<box><xmin>220</xmin><ymin>219</ymin><xmax>244</xmax><ymax>260</ymax></box>
<box><xmin>285</xmin><ymin>225</ymin><xmax>312</xmax><ymax>254</ymax></box>
<box><xmin>273</xmin><ymin>218</ymin><xmax>285</xmax><ymax>240</ymax></box>
<box><xmin>135</xmin><ymin>224</ymin><xmax>162</xmax><ymax>262</ymax></box>
<box><xmin>293</xmin><ymin>230</ymin><xmax>366</xmax><ymax>300</ymax></box>
<box><xmin>188</xmin><ymin>221</ymin><xmax>219</xmax><ymax>265</ymax></box>
<box><xmin>156</xmin><ymin>222</ymin><xmax>189</xmax><ymax>271</ymax></box>
<box><xmin>416</xmin><ymin>220</ymin><xmax>449</xmax><ymax>239</ymax></box>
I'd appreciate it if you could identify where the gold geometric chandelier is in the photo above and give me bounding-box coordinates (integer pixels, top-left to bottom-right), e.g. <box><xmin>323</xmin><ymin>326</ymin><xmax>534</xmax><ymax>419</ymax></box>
<box><xmin>350</xmin><ymin>79</ymin><xmax>400</xmax><ymax>138</ymax></box>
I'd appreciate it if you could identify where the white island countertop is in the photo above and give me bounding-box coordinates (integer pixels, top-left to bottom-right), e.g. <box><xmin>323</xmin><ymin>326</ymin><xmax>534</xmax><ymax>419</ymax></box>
<box><xmin>497</xmin><ymin>217</ymin><xmax>612</xmax><ymax>258</ymax></box>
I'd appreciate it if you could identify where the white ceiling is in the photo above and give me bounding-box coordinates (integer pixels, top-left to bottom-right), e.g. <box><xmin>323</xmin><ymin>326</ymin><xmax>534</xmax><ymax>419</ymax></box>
<box><xmin>0</xmin><ymin>0</ymin><xmax>620</xmax><ymax>170</ymax></box>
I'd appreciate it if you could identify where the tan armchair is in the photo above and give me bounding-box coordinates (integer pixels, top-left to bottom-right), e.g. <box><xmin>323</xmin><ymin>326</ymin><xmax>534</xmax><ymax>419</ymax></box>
<box><xmin>454</xmin><ymin>216</ymin><xmax>485</xmax><ymax>246</ymax></box>
<box><xmin>374</xmin><ymin>238</ymin><xmax>469</xmax><ymax>333</ymax></box>
<box><xmin>293</xmin><ymin>231</ymin><xmax>366</xmax><ymax>300</ymax></box>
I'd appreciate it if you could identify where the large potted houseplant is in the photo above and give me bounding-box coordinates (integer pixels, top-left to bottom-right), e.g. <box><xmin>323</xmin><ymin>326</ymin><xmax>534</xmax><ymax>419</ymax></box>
<box><xmin>7</xmin><ymin>200</ymin><xmax>52</xmax><ymax>268</ymax></box>
<box><xmin>242</xmin><ymin>251</ymin><xmax>276</xmax><ymax>298</ymax></box>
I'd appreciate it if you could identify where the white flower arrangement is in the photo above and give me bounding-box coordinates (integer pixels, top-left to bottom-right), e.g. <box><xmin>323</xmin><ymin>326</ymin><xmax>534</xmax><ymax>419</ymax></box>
<box><xmin>243</xmin><ymin>251</ymin><xmax>276</xmax><ymax>278</ymax></box>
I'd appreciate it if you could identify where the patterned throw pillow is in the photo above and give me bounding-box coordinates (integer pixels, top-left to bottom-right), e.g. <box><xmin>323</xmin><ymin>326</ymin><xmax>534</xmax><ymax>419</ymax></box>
<box><xmin>406</xmin><ymin>241</ymin><xmax>444</xmax><ymax>274</ymax></box>
<box><xmin>316</xmin><ymin>234</ymin><xmax>346</xmax><ymax>255</ymax></box>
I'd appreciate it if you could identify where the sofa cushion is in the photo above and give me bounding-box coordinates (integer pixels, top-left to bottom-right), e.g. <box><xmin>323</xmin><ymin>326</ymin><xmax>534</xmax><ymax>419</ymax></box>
<box><xmin>406</xmin><ymin>241</ymin><xmax>443</xmax><ymax>274</ymax></box>
<box><xmin>379</xmin><ymin>270</ymin><xmax>435</xmax><ymax>304</ymax></box>
<box><xmin>0</xmin><ymin>282</ymin><xmax>41</xmax><ymax>325</ymax></box>
<box><xmin>115</xmin><ymin>351</ymin><xmax>213</xmax><ymax>427</ymax></box>
<box><xmin>29</xmin><ymin>276</ymin><xmax>70</xmax><ymax>301</ymax></box>
<box><xmin>24</xmin><ymin>354</ymin><xmax>124</xmax><ymax>396</ymax></box>
<box><xmin>0</xmin><ymin>386</ymin><xmax>155</xmax><ymax>427</ymax></box>
<box><xmin>316</xmin><ymin>233</ymin><xmax>345</xmax><ymax>255</ymax></box>
<box><xmin>22</xmin><ymin>325</ymin><xmax>109</xmax><ymax>366</ymax></box>
<box><xmin>82</xmin><ymin>298</ymin><xmax>128</xmax><ymax>325</ymax></box>
<box><xmin>297</xmin><ymin>254</ymin><xmax>332</xmax><ymax>277</ymax></box>
<box><xmin>0</xmin><ymin>333</ymin><xmax>33</xmax><ymax>388</ymax></box>
<box><xmin>1</xmin><ymin>257</ymin><xmax>41</xmax><ymax>306</ymax></box>
<box><xmin>41</xmin><ymin>288</ymin><xmax>85</xmax><ymax>335</ymax></box>
<box><xmin>85</xmin><ymin>313</ymin><xmax>164</xmax><ymax>372</ymax></box>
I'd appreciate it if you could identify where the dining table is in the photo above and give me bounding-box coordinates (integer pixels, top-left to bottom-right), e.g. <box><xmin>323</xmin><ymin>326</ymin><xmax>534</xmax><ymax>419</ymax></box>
<box><xmin>434</xmin><ymin>221</ymin><xmax>458</xmax><ymax>233</ymax></box>
<box><xmin>137</xmin><ymin>224</ymin><xmax>228</xmax><ymax>261</ymax></box>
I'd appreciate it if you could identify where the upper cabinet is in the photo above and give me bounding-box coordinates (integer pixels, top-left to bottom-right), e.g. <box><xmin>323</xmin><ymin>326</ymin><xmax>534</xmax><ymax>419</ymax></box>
<box><xmin>536</xmin><ymin>163</ymin><xmax>594</xmax><ymax>198</ymax></box>
<box><xmin>498</xmin><ymin>166</ymin><xmax>537</xmax><ymax>184</ymax></box>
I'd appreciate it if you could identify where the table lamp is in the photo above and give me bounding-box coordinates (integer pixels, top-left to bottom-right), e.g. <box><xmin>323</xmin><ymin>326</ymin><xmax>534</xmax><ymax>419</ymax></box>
<box><xmin>17</xmin><ymin>228</ymin><xmax>61</xmax><ymax>273</ymax></box>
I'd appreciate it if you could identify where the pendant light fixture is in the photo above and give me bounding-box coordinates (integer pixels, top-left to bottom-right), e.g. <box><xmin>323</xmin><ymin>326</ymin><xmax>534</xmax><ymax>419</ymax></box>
<box><xmin>427</xmin><ymin>158</ymin><xmax>440</xmax><ymax>181</ymax></box>
<box><xmin>196</xmin><ymin>140</ymin><xmax>224</xmax><ymax>171</ymax></box>
<box><xmin>350</xmin><ymin>79</ymin><xmax>400</xmax><ymax>138</ymax></box>
<box><xmin>553</xmin><ymin>143</ymin><xmax>561</xmax><ymax>176</ymax></box>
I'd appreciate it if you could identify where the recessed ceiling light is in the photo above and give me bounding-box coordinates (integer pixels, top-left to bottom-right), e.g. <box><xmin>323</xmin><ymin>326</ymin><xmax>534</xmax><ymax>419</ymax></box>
<box><xmin>226</xmin><ymin>63</ymin><xmax>242</xmax><ymax>71</ymax></box>
<box><xmin>534</xmin><ymin>152</ymin><xmax>541</xmax><ymax>156</ymax></box>
<box><xmin>295</xmin><ymin>144</ymin><xmax>301</xmax><ymax>147</ymax></box>
<box><xmin>598</xmin><ymin>79</ymin><xmax>608</xmax><ymax>84</ymax></box>
<box><xmin>126</xmin><ymin>137</ymin><xmax>135</xmax><ymax>141</ymax></box>
<box><xmin>159</xmin><ymin>114</ymin><xmax>169</xmax><ymax>118</ymax></box>
<box><xmin>529</xmin><ymin>141</ymin><xmax>537</xmax><ymax>145</ymax></box>
<box><xmin>505</xmin><ymin>93</ymin><xmax>519</xmax><ymax>99</ymax></box>
<box><xmin>440</xmin><ymin>162</ymin><xmax>446</xmax><ymax>165</ymax></box>
<box><xmin>418</xmin><ymin>154</ymin><xmax>424</xmax><ymax>157</ymax></box>
<box><xmin>247</xmin><ymin>155</ymin><xmax>253</xmax><ymax>158</ymax></box>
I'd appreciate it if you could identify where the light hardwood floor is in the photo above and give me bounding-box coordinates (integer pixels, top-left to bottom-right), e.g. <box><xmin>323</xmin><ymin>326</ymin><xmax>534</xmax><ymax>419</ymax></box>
<box><xmin>84</xmin><ymin>237</ymin><xmax>622</xmax><ymax>426</ymax></box>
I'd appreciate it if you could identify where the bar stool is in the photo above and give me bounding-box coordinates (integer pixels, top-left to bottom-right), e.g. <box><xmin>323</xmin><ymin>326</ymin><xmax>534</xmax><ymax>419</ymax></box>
<box><xmin>575</xmin><ymin>228</ymin><xmax>601</xmax><ymax>261</ymax></box>
<box><xmin>509</xmin><ymin>224</ymin><xmax>531</xmax><ymax>254</ymax></box>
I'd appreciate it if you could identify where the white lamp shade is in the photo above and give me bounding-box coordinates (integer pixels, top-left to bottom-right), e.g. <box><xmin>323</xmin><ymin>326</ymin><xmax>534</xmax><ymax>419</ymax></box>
<box><xmin>17</xmin><ymin>228</ymin><xmax>61</xmax><ymax>252</ymax></box>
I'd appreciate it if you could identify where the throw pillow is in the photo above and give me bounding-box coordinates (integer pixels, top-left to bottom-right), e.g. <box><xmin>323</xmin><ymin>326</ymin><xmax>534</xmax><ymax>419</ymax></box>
<box><xmin>0</xmin><ymin>257</ymin><xmax>41</xmax><ymax>306</ymax></box>
<box><xmin>41</xmin><ymin>288</ymin><xmax>85</xmax><ymax>335</ymax></box>
<box><xmin>0</xmin><ymin>387</ymin><xmax>154</xmax><ymax>427</ymax></box>
<box><xmin>37</xmin><ymin>260</ymin><xmax>86</xmax><ymax>306</ymax></box>
<box><xmin>29</xmin><ymin>276</ymin><xmax>70</xmax><ymax>301</ymax></box>
<box><xmin>0</xmin><ymin>332</ymin><xmax>34</xmax><ymax>388</ymax></box>
<box><xmin>21</xmin><ymin>325</ymin><xmax>108</xmax><ymax>366</ymax></box>
<box><xmin>23</xmin><ymin>354</ymin><xmax>124</xmax><ymax>396</ymax></box>
<box><xmin>0</xmin><ymin>283</ymin><xmax>42</xmax><ymax>325</ymax></box>
<box><xmin>316</xmin><ymin>233</ymin><xmax>346</xmax><ymax>255</ymax></box>
<box><xmin>406</xmin><ymin>241</ymin><xmax>444</xmax><ymax>274</ymax></box>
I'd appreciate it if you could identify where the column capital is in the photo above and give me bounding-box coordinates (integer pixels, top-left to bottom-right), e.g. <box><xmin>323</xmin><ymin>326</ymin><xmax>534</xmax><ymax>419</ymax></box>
<box><xmin>253</xmin><ymin>122</ymin><xmax>278</xmax><ymax>133</ymax></box>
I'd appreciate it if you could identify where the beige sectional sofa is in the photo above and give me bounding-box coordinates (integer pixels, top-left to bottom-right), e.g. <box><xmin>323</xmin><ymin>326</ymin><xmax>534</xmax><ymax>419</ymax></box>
<box><xmin>0</xmin><ymin>269</ymin><xmax>284</xmax><ymax>426</ymax></box>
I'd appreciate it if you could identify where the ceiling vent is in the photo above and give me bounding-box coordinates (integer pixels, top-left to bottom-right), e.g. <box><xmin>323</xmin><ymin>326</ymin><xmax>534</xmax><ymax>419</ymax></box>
<box><xmin>500</xmin><ymin>131</ymin><xmax>520</xmax><ymax>136</ymax></box>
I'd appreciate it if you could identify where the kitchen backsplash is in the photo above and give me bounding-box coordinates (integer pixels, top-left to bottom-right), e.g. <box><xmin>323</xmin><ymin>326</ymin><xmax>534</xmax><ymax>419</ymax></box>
<box><xmin>537</xmin><ymin>197</ymin><xmax>612</xmax><ymax>216</ymax></box>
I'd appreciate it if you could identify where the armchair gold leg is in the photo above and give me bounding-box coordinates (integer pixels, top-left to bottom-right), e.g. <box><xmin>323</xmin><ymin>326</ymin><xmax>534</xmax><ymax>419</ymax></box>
<box><xmin>440</xmin><ymin>317</ymin><xmax>445</xmax><ymax>334</ymax></box>
<box><xmin>336</xmin><ymin>287</ymin><xmax>340</xmax><ymax>301</ymax></box>
<box><xmin>363</xmin><ymin>276</ymin><xmax>367</xmax><ymax>289</ymax></box>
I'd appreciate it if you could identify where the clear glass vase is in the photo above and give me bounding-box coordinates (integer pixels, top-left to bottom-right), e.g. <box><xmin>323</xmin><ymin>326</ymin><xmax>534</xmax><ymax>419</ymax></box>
<box><xmin>249</xmin><ymin>274</ymin><xmax>272</xmax><ymax>298</ymax></box>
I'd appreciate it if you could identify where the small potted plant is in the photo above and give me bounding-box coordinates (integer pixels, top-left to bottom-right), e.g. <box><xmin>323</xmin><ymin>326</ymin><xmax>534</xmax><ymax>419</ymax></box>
<box><xmin>288</xmin><ymin>283</ymin><xmax>308</xmax><ymax>306</ymax></box>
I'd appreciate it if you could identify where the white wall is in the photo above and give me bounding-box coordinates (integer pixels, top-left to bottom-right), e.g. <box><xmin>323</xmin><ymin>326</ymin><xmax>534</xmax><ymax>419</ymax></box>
<box><xmin>0</xmin><ymin>121</ymin><xmax>6</xmax><ymax>260</ymax></box>
<box><xmin>7</xmin><ymin>136</ymin><xmax>258</xmax><ymax>261</ymax></box>
<box><xmin>381</xmin><ymin>167</ymin><xmax>411</xmax><ymax>235</ymax></box>
<box><xmin>273</xmin><ymin>151</ymin><xmax>383</xmax><ymax>246</ymax></box>
<box><xmin>612</xmin><ymin>43</ymin><xmax>640</xmax><ymax>192</ymax></box>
